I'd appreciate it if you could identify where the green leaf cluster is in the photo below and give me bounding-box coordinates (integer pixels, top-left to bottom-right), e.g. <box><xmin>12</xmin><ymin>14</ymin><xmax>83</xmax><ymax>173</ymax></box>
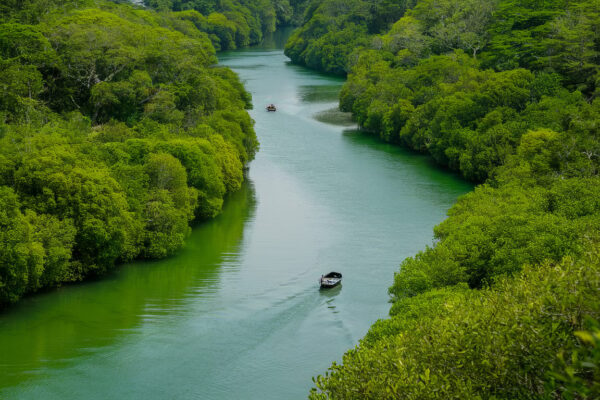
<box><xmin>343</xmin><ymin>51</ymin><xmax>600</xmax><ymax>182</ymax></box>
<box><xmin>311</xmin><ymin>249</ymin><xmax>600</xmax><ymax>399</ymax></box>
<box><xmin>392</xmin><ymin>178</ymin><xmax>600</xmax><ymax>297</ymax></box>
<box><xmin>0</xmin><ymin>1</ymin><xmax>258</xmax><ymax>306</ymax></box>
<box><xmin>285</xmin><ymin>0</ymin><xmax>415</xmax><ymax>74</ymax></box>
<box><xmin>293</xmin><ymin>0</ymin><xmax>600</xmax><ymax>396</ymax></box>
<box><xmin>145</xmin><ymin>0</ymin><xmax>309</xmax><ymax>50</ymax></box>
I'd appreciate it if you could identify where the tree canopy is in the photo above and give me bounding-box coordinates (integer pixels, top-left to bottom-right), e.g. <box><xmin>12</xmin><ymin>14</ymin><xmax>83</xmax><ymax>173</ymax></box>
<box><xmin>0</xmin><ymin>0</ymin><xmax>258</xmax><ymax>305</ymax></box>
<box><xmin>144</xmin><ymin>0</ymin><xmax>310</xmax><ymax>50</ymax></box>
<box><xmin>291</xmin><ymin>0</ymin><xmax>600</xmax><ymax>397</ymax></box>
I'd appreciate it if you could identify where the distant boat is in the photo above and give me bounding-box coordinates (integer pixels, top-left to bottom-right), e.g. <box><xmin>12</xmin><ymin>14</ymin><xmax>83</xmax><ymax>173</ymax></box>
<box><xmin>266</xmin><ymin>104</ymin><xmax>276</xmax><ymax>112</ymax></box>
<box><xmin>320</xmin><ymin>272</ymin><xmax>342</xmax><ymax>288</ymax></box>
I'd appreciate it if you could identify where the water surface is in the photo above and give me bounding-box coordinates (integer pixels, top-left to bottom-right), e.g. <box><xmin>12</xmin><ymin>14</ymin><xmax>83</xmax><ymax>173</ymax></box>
<box><xmin>0</xmin><ymin>36</ymin><xmax>472</xmax><ymax>399</ymax></box>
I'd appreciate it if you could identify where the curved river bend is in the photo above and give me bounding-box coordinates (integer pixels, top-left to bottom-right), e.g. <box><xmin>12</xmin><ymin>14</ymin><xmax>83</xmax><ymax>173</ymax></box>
<box><xmin>0</xmin><ymin>35</ymin><xmax>472</xmax><ymax>399</ymax></box>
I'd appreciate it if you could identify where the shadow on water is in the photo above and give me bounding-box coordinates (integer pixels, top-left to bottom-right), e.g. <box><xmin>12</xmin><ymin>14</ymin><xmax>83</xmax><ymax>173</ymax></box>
<box><xmin>298</xmin><ymin>84</ymin><xmax>343</xmax><ymax>103</ymax></box>
<box><xmin>0</xmin><ymin>29</ymin><xmax>476</xmax><ymax>400</ymax></box>
<box><xmin>220</xmin><ymin>26</ymin><xmax>296</xmax><ymax>56</ymax></box>
<box><xmin>257</xmin><ymin>26</ymin><xmax>296</xmax><ymax>50</ymax></box>
<box><xmin>340</xmin><ymin>129</ymin><xmax>469</xmax><ymax>184</ymax></box>
<box><xmin>319</xmin><ymin>284</ymin><xmax>342</xmax><ymax>299</ymax></box>
<box><xmin>0</xmin><ymin>181</ymin><xmax>257</xmax><ymax>391</ymax></box>
<box><xmin>313</xmin><ymin>107</ymin><xmax>355</xmax><ymax>126</ymax></box>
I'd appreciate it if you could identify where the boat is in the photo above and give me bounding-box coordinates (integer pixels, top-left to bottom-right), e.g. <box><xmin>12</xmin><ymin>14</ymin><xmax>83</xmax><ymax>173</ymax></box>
<box><xmin>266</xmin><ymin>104</ymin><xmax>276</xmax><ymax>112</ymax></box>
<box><xmin>320</xmin><ymin>272</ymin><xmax>342</xmax><ymax>288</ymax></box>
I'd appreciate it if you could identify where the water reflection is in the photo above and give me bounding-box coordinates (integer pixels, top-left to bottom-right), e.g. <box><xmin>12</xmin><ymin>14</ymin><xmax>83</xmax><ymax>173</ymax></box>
<box><xmin>0</xmin><ymin>181</ymin><xmax>257</xmax><ymax>390</ymax></box>
<box><xmin>0</xmin><ymin>36</ymin><xmax>474</xmax><ymax>400</ymax></box>
<box><xmin>228</xmin><ymin>63</ymin><xmax>267</xmax><ymax>70</ymax></box>
<box><xmin>258</xmin><ymin>27</ymin><xmax>296</xmax><ymax>50</ymax></box>
<box><xmin>313</xmin><ymin>107</ymin><xmax>355</xmax><ymax>126</ymax></box>
<box><xmin>298</xmin><ymin>84</ymin><xmax>343</xmax><ymax>103</ymax></box>
<box><xmin>319</xmin><ymin>285</ymin><xmax>342</xmax><ymax>298</ymax></box>
<box><xmin>341</xmin><ymin>129</ymin><xmax>442</xmax><ymax>171</ymax></box>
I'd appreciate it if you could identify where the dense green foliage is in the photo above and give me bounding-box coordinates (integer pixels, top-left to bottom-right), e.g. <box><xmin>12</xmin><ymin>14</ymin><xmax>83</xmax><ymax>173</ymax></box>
<box><xmin>341</xmin><ymin>57</ymin><xmax>600</xmax><ymax>182</ymax></box>
<box><xmin>285</xmin><ymin>0</ymin><xmax>416</xmax><ymax>74</ymax></box>
<box><xmin>293</xmin><ymin>0</ymin><xmax>600</xmax><ymax>180</ymax></box>
<box><xmin>0</xmin><ymin>1</ymin><xmax>257</xmax><ymax>305</ymax></box>
<box><xmin>287</xmin><ymin>0</ymin><xmax>600</xmax><ymax>81</ymax></box>
<box><xmin>144</xmin><ymin>0</ymin><xmax>309</xmax><ymax>50</ymax></box>
<box><xmin>295</xmin><ymin>0</ymin><xmax>600</xmax><ymax>397</ymax></box>
<box><xmin>311</xmin><ymin>250</ymin><xmax>600</xmax><ymax>399</ymax></box>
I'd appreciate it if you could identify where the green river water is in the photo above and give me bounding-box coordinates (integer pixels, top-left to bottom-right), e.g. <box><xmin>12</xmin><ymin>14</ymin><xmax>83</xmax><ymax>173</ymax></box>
<box><xmin>0</xmin><ymin>33</ymin><xmax>472</xmax><ymax>399</ymax></box>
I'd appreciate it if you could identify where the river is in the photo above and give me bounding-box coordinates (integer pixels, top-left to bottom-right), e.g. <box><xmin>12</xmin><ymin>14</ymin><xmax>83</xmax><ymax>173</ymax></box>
<box><xmin>0</xmin><ymin>33</ymin><xmax>472</xmax><ymax>399</ymax></box>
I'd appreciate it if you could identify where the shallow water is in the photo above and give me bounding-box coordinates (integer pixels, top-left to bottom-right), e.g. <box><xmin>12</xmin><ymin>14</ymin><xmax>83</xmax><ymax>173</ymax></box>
<box><xmin>0</xmin><ymin>34</ymin><xmax>472</xmax><ymax>399</ymax></box>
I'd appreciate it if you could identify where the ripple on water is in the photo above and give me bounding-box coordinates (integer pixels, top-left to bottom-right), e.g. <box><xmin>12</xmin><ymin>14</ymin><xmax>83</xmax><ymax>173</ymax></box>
<box><xmin>0</xmin><ymin>42</ymin><xmax>473</xmax><ymax>400</ymax></box>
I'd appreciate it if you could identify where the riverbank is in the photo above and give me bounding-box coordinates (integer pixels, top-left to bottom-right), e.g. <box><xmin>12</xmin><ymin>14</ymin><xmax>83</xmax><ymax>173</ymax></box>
<box><xmin>285</xmin><ymin>0</ymin><xmax>600</xmax><ymax>397</ymax></box>
<box><xmin>0</xmin><ymin>1</ymin><xmax>257</xmax><ymax>307</ymax></box>
<box><xmin>0</xmin><ymin>40</ymin><xmax>471</xmax><ymax>399</ymax></box>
